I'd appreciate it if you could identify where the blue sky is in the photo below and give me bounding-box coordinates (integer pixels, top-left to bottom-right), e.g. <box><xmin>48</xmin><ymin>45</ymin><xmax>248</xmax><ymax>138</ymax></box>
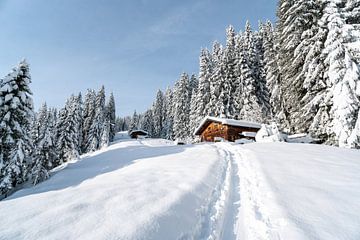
<box><xmin>0</xmin><ymin>0</ymin><xmax>277</xmax><ymax>116</ymax></box>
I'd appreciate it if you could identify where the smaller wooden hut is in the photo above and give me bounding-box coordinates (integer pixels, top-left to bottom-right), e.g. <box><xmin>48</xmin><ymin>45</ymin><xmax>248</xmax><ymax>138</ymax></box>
<box><xmin>194</xmin><ymin>116</ymin><xmax>261</xmax><ymax>142</ymax></box>
<box><xmin>129</xmin><ymin>130</ymin><xmax>148</xmax><ymax>139</ymax></box>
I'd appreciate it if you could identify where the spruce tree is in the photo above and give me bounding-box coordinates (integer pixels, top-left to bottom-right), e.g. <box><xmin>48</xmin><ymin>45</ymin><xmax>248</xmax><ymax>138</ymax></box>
<box><xmin>211</xmin><ymin>25</ymin><xmax>237</xmax><ymax>118</ymax></box>
<box><xmin>106</xmin><ymin>92</ymin><xmax>116</xmax><ymax>142</ymax></box>
<box><xmin>188</xmin><ymin>74</ymin><xmax>199</xmax><ymax>135</ymax></box>
<box><xmin>129</xmin><ymin>110</ymin><xmax>139</xmax><ymax>133</ymax></box>
<box><xmin>173</xmin><ymin>73</ymin><xmax>191</xmax><ymax>140</ymax></box>
<box><xmin>82</xmin><ymin>89</ymin><xmax>96</xmax><ymax>153</ymax></box>
<box><xmin>55</xmin><ymin>96</ymin><xmax>81</xmax><ymax>164</ymax></box>
<box><xmin>87</xmin><ymin>86</ymin><xmax>106</xmax><ymax>151</ymax></box>
<box><xmin>237</xmin><ymin>25</ymin><xmax>263</xmax><ymax>122</ymax></box>
<box><xmin>152</xmin><ymin>90</ymin><xmax>164</xmax><ymax>138</ymax></box>
<box><xmin>224</xmin><ymin>25</ymin><xmax>238</xmax><ymax>117</ymax></box>
<box><xmin>277</xmin><ymin>0</ymin><xmax>322</xmax><ymax>131</ymax></box>
<box><xmin>208</xmin><ymin>41</ymin><xmax>224</xmax><ymax>116</ymax></box>
<box><xmin>163</xmin><ymin>88</ymin><xmax>174</xmax><ymax>140</ymax></box>
<box><xmin>31</xmin><ymin>103</ymin><xmax>57</xmax><ymax>185</ymax></box>
<box><xmin>190</xmin><ymin>49</ymin><xmax>213</xmax><ymax>134</ymax></box>
<box><xmin>253</xmin><ymin>23</ymin><xmax>271</xmax><ymax>121</ymax></box>
<box><xmin>141</xmin><ymin>109</ymin><xmax>155</xmax><ymax>137</ymax></box>
<box><xmin>321</xmin><ymin>0</ymin><xmax>360</xmax><ymax>147</ymax></box>
<box><xmin>262</xmin><ymin>21</ymin><xmax>286</xmax><ymax>126</ymax></box>
<box><xmin>0</xmin><ymin>60</ymin><xmax>34</xmax><ymax>195</ymax></box>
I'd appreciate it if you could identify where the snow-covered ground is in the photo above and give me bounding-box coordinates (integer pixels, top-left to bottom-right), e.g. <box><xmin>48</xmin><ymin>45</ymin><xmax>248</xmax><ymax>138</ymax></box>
<box><xmin>1</xmin><ymin>139</ymin><xmax>359</xmax><ymax>240</ymax></box>
<box><xmin>228</xmin><ymin>143</ymin><xmax>360</xmax><ymax>240</ymax></box>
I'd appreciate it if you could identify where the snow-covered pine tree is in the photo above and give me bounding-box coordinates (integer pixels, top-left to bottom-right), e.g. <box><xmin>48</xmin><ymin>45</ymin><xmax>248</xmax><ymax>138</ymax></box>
<box><xmin>224</xmin><ymin>25</ymin><xmax>238</xmax><ymax>118</ymax></box>
<box><xmin>152</xmin><ymin>90</ymin><xmax>164</xmax><ymax>138</ymax></box>
<box><xmin>100</xmin><ymin>119</ymin><xmax>110</xmax><ymax>148</ymax></box>
<box><xmin>129</xmin><ymin>110</ymin><xmax>139</xmax><ymax>133</ymax></box>
<box><xmin>31</xmin><ymin>103</ymin><xmax>57</xmax><ymax>185</ymax></box>
<box><xmin>73</xmin><ymin>93</ymin><xmax>83</xmax><ymax>154</ymax></box>
<box><xmin>173</xmin><ymin>73</ymin><xmax>191</xmax><ymax>140</ymax></box>
<box><xmin>253</xmin><ymin>23</ymin><xmax>271</xmax><ymax>121</ymax></box>
<box><xmin>115</xmin><ymin>117</ymin><xmax>130</xmax><ymax>132</ymax></box>
<box><xmin>211</xmin><ymin>25</ymin><xmax>237</xmax><ymax>118</ymax></box>
<box><xmin>82</xmin><ymin>89</ymin><xmax>96</xmax><ymax>153</ymax></box>
<box><xmin>274</xmin><ymin>0</ymin><xmax>360</xmax><ymax>148</ymax></box>
<box><xmin>47</xmin><ymin>107</ymin><xmax>59</xmax><ymax>167</ymax></box>
<box><xmin>0</xmin><ymin>78</ymin><xmax>3</xmax><ymax>184</ymax></box>
<box><xmin>115</xmin><ymin>117</ymin><xmax>122</xmax><ymax>132</ymax></box>
<box><xmin>55</xmin><ymin>104</ymin><xmax>69</xmax><ymax>165</ymax></box>
<box><xmin>163</xmin><ymin>87</ymin><xmax>174</xmax><ymax>140</ymax></box>
<box><xmin>208</xmin><ymin>41</ymin><xmax>224</xmax><ymax>116</ymax></box>
<box><xmin>189</xmin><ymin>49</ymin><xmax>213</xmax><ymax>134</ymax></box>
<box><xmin>189</xmin><ymin>91</ymin><xmax>198</xmax><ymax>137</ymax></box>
<box><xmin>320</xmin><ymin>0</ymin><xmax>360</xmax><ymax>147</ymax></box>
<box><xmin>212</xmin><ymin>51</ymin><xmax>228</xmax><ymax>117</ymax></box>
<box><xmin>262</xmin><ymin>20</ymin><xmax>286</xmax><ymax>126</ymax></box>
<box><xmin>87</xmin><ymin>86</ymin><xmax>106</xmax><ymax>151</ymax></box>
<box><xmin>238</xmin><ymin>24</ymin><xmax>264</xmax><ymax>122</ymax></box>
<box><xmin>106</xmin><ymin>92</ymin><xmax>116</xmax><ymax>142</ymax></box>
<box><xmin>123</xmin><ymin>116</ymin><xmax>132</xmax><ymax>131</ymax></box>
<box><xmin>140</xmin><ymin>109</ymin><xmax>155</xmax><ymax>137</ymax></box>
<box><xmin>277</xmin><ymin>0</ymin><xmax>322</xmax><ymax>131</ymax></box>
<box><xmin>137</xmin><ymin>113</ymin><xmax>144</xmax><ymax>131</ymax></box>
<box><xmin>233</xmin><ymin>32</ymin><xmax>244</xmax><ymax>114</ymax></box>
<box><xmin>188</xmin><ymin>74</ymin><xmax>199</xmax><ymax>135</ymax></box>
<box><xmin>76</xmin><ymin>93</ymin><xmax>83</xmax><ymax>154</ymax></box>
<box><xmin>55</xmin><ymin>96</ymin><xmax>81</xmax><ymax>164</ymax></box>
<box><xmin>0</xmin><ymin>60</ymin><xmax>34</xmax><ymax>195</ymax></box>
<box><xmin>189</xmin><ymin>74</ymin><xmax>198</xmax><ymax>95</ymax></box>
<box><xmin>345</xmin><ymin>0</ymin><xmax>360</xmax><ymax>25</ymax></box>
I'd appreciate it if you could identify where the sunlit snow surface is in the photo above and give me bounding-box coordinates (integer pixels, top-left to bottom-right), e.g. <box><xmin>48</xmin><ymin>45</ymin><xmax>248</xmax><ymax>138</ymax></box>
<box><xmin>0</xmin><ymin>139</ymin><xmax>359</xmax><ymax>240</ymax></box>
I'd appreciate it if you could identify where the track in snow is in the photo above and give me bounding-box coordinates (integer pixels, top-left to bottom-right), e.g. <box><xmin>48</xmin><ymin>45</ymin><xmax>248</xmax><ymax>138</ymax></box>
<box><xmin>217</xmin><ymin>145</ymin><xmax>241</xmax><ymax>240</ymax></box>
<box><xmin>213</xmin><ymin>143</ymin><xmax>284</xmax><ymax>240</ymax></box>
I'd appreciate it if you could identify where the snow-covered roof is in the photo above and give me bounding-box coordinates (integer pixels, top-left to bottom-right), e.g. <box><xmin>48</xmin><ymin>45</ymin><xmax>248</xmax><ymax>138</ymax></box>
<box><xmin>287</xmin><ymin>133</ymin><xmax>308</xmax><ymax>139</ymax></box>
<box><xmin>129</xmin><ymin>129</ymin><xmax>148</xmax><ymax>135</ymax></box>
<box><xmin>240</xmin><ymin>131</ymin><xmax>257</xmax><ymax>137</ymax></box>
<box><xmin>194</xmin><ymin>116</ymin><xmax>261</xmax><ymax>135</ymax></box>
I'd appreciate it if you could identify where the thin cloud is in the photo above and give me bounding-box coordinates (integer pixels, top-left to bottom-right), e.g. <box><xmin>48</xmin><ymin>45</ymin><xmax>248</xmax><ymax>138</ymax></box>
<box><xmin>148</xmin><ymin>0</ymin><xmax>209</xmax><ymax>35</ymax></box>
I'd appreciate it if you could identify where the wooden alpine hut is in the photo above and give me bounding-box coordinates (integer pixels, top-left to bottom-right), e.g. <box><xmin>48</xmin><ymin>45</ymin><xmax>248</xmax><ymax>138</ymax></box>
<box><xmin>129</xmin><ymin>130</ymin><xmax>148</xmax><ymax>139</ymax></box>
<box><xmin>194</xmin><ymin>116</ymin><xmax>261</xmax><ymax>142</ymax></box>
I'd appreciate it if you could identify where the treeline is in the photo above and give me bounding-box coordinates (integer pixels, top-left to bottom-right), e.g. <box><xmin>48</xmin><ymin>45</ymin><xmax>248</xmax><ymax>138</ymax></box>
<box><xmin>0</xmin><ymin>60</ymin><xmax>116</xmax><ymax>196</ymax></box>
<box><xmin>128</xmin><ymin>21</ymin><xmax>271</xmax><ymax>142</ymax></box>
<box><xmin>127</xmin><ymin>74</ymin><xmax>198</xmax><ymax>141</ymax></box>
<box><xmin>134</xmin><ymin>0</ymin><xmax>360</xmax><ymax>148</ymax></box>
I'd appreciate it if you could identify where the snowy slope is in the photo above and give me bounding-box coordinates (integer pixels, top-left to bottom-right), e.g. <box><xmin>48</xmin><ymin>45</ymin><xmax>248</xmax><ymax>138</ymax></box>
<box><xmin>0</xmin><ymin>139</ymin><xmax>228</xmax><ymax>240</ymax></box>
<box><xmin>238</xmin><ymin>143</ymin><xmax>360</xmax><ymax>240</ymax></box>
<box><xmin>1</xmin><ymin>140</ymin><xmax>360</xmax><ymax>240</ymax></box>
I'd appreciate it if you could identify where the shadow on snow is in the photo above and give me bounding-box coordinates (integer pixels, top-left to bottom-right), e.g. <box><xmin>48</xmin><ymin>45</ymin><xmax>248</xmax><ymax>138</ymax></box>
<box><xmin>5</xmin><ymin>143</ymin><xmax>190</xmax><ymax>201</ymax></box>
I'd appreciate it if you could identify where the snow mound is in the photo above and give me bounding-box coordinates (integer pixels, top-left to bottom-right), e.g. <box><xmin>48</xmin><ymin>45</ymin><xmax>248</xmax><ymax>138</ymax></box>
<box><xmin>255</xmin><ymin>123</ymin><xmax>285</xmax><ymax>142</ymax></box>
<box><xmin>287</xmin><ymin>133</ymin><xmax>317</xmax><ymax>143</ymax></box>
<box><xmin>235</xmin><ymin>138</ymin><xmax>254</xmax><ymax>144</ymax></box>
<box><xmin>140</xmin><ymin>138</ymin><xmax>175</xmax><ymax>147</ymax></box>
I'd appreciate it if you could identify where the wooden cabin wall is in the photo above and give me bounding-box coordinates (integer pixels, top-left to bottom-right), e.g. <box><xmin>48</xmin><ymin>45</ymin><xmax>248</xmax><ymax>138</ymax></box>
<box><xmin>200</xmin><ymin>122</ymin><xmax>259</xmax><ymax>142</ymax></box>
<box><xmin>201</xmin><ymin>122</ymin><xmax>227</xmax><ymax>142</ymax></box>
<box><xmin>227</xmin><ymin>126</ymin><xmax>258</xmax><ymax>142</ymax></box>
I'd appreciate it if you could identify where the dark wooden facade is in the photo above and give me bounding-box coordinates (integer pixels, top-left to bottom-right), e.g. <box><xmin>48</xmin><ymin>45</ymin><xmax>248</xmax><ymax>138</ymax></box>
<box><xmin>198</xmin><ymin>121</ymin><xmax>259</xmax><ymax>142</ymax></box>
